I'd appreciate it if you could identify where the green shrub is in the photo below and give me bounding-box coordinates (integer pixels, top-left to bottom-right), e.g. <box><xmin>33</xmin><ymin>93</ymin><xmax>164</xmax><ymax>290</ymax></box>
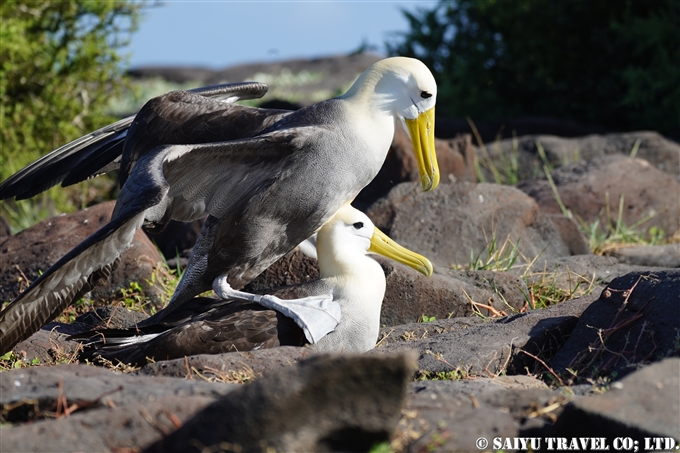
<box><xmin>388</xmin><ymin>0</ymin><xmax>680</xmax><ymax>135</ymax></box>
<box><xmin>0</xmin><ymin>0</ymin><xmax>145</xmax><ymax>230</ymax></box>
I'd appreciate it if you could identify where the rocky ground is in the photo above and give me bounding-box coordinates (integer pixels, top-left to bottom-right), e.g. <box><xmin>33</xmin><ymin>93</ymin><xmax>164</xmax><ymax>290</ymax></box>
<box><xmin>1</xmin><ymin>54</ymin><xmax>679</xmax><ymax>452</ymax></box>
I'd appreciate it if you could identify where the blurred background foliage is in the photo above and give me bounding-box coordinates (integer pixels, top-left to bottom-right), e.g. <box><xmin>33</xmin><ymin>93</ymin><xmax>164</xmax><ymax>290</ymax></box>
<box><xmin>0</xmin><ymin>0</ymin><xmax>145</xmax><ymax>231</ymax></box>
<box><xmin>1</xmin><ymin>0</ymin><xmax>679</xmax><ymax>232</ymax></box>
<box><xmin>387</xmin><ymin>0</ymin><xmax>680</xmax><ymax>136</ymax></box>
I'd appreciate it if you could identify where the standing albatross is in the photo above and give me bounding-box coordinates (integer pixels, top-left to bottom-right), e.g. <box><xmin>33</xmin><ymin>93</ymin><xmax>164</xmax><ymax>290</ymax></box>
<box><xmin>74</xmin><ymin>205</ymin><xmax>433</xmax><ymax>366</ymax></box>
<box><xmin>0</xmin><ymin>57</ymin><xmax>438</xmax><ymax>354</ymax></box>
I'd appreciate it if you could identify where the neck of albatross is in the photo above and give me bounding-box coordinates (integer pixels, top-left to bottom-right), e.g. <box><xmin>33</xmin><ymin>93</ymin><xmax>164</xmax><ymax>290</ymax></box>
<box><xmin>338</xmin><ymin>64</ymin><xmax>405</xmax><ymax>119</ymax></box>
<box><xmin>315</xmin><ymin>225</ymin><xmax>382</xmax><ymax>283</ymax></box>
<box><xmin>336</xmin><ymin>65</ymin><xmax>404</xmax><ymax>162</ymax></box>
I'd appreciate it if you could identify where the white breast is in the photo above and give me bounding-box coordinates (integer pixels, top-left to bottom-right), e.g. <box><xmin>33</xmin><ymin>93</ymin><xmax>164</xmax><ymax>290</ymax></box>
<box><xmin>311</xmin><ymin>257</ymin><xmax>386</xmax><ymax>353</ymax></box>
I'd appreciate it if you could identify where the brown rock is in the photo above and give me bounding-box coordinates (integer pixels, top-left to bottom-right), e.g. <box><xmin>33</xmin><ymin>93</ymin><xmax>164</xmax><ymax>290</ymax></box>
<box><xmin>367</xmin><ymin>181</ymin><xmax>587</xmax><ymax>269</ymax></box>
<box><xmin>550</xmin><ymin>358</ymin><xmax>680</xmax><ymax>441</ymax></box>
<box><xmin>549</xmin><ymin>269</ymin><xmax>680</xmax><ymax>380</ymax></box>
<box><xmin>144</xmin><ymin>353</ymin><xmax>416</xmax><ymax>453</ymax></box>
<box><xmin>356</xmin><ymin>129</ymin><xmax>477</xmax><ymax>208</ymax></box>
<box><xmin>0</xmin><ymin>395</ymin><xmax>216</xmax><ymax>452</ymax></box>
<box><xmin>0</xmin><ymin>363</ymin><xmax>237</xmax><ymax>420</ymax></box>
<box><xmin>371</xmin><ymin>295</ymin><xmax>598</xmax><ymax>377</ymax></box>
<box><xmin>481</xmin><ymin>131</ymin><xmax>680</xmax><ymax>182</ymax></box>
<box><xmin>10</xmin><ymin>328</ymin><xmax>79</xmax><ymax>364</ymax></box>
<box><xmin>378</xmin><ymin>257</ymin><xmax>528</xmax><ymax>324</ymax></box>
<box><xmin>519</xmin><ymin>154</ymin><xmax>680</xmax><ymax>237</ymax></box>
<box><xmin>0</xmin><ymin>201</ymin><xmax>168</xmax><ymax>308</ymax></box>
<box><xmin>607</xmin><ymin>243</ymin><xmax>680</xmax><ymax>268</ymax></box>
<box><xmin>137</xmin><ymin>346</ymin><xmax>314</xmax><ymax>380</ymax></box>
<box><xmin>0</xmin><ymin>364</ymin><xmax>233</xmax><ymax>452</ymax></box>
<box><xmin>547</xmin><ymin>214</ymin><xmax>592</xmax><ymax>255</ymax></box>
<box><xmin>510</xmin><ymin>254</ymin><xmax>661</xmax><ymax>297</ymax></box>
<box><xmin>12</xmin><ymin>307</ymin><xmax>148</xmax><ymax>364</ymax></box>
<box><xmin>402</xmin><ymin>379</ymin><xmax>567</xmax><ymax>452</ymax></box>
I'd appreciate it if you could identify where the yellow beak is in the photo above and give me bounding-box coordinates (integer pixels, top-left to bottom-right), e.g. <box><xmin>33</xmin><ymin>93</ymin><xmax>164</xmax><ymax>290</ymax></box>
<box><xmin>405</xmin><ymin>106</ymin><xmax>439</xmax><ymax>192</ymax></box>
<box><xmin>368</xmin><ymin>227</ymin><xmax>433</xmax><ymax>277</ymax></box>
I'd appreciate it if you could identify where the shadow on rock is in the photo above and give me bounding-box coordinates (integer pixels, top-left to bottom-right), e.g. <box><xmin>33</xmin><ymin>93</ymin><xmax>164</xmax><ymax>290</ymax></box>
<box><xmin>550</xmin><ymin>269</ymin><xmax>680</xmax><ymax>381</ymax></box>
<box><xmin>144</xmin><ymin>352</ymin><xmax>417</xmax><ymax>453</ymax></box>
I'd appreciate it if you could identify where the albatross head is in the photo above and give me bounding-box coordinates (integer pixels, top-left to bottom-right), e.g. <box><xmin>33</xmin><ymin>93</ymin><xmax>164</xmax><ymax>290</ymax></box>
<box><xmin>317</xmin><ymin>205</ymin><xmax>433</xmax><ymax>279</ymax></box>
<box><xmin>344</xmin><ymin>57</ymin><xmax>440</xmax><ymax>191</ymax></box>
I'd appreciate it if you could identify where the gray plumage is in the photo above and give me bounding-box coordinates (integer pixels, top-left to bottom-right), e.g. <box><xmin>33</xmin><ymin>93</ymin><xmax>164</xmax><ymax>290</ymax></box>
<box><xmin>73</xmin><ymin>206</ymin><xmax>433</xmax><ymax>365</ymax></box>
<box><xmin>0</xmin><ymin>57</ymin><xmax>438</xmax><ymax>354</ymax></box>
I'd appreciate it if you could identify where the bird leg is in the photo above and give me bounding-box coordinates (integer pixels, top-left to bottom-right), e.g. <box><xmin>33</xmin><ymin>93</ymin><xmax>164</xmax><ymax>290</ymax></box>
<box><xmin>297</xmin><ymin>234</ymin><xmax>318</xmax><ymax>259</ymax></box>
<box><xmin>211</xmin><ymin>275</ymin><xmax>266</xmax><ymax>304</ymax></box>
<box><xmin>212</xmin><ymin>276</ymin><xmax>341</xmax><ymax>343</ymax></box>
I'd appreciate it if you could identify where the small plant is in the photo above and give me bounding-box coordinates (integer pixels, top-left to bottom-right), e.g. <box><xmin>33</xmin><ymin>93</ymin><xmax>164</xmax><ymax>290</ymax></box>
<box><xmin>524</xmin><ymin>269</ymin><xmax>597</xmax><ymax>310</ymax></box>
<box><xmin>648</xmin><ymin>226</ymin><xmax>665</xmax><ymax>245</ymax></box>
<box><xmin>468</xmin><ymin>234</ymin><xmax>521</xmax><ymax>272</ymax></box>
<box><xmin>368</xmin><ymin>442</ymin><xmax>394</xmax><ymax>453</ymax></box>
<box><xmin>155</xmin><ymin>259</ymin><xmax>185</xmax><ymax>304</ymax></box>
<box><xmin>539</xmin><ymin>157</ymin><xmax>673</xmax><ymax>256</ymax></box>
<box><xmin>118</xmin><ymin>281</ymin><xmax>148</xmax><ymax>311</ymax></box>
<box><xmin>581</xmin><ymin>195</ymin><xmax>669</xmax><ymax>256</ymax></box>
<box><xmin>0</xmin><ymin>351</ymin><xmax>38</xmax><ymax>371</ymax></box>
<box><xmin>469</xmin><ymin>118</ymin><xmax>524</xmax><ymax>185</ymax></box>
<box><xmin>415</xmin><ymin>369</ymin><xmax>470</xmax><ymax>381</ymax></box>
<box><xmin>400</xmin><ymin>331</ymin><xmax>418</xmax><ymax>341</ymax></box>
<box><xmin>188</xmin><ymin>364</ymin><xmax>260</xmax><ymax>384</ymax></box>
<box><xmin>418</xmin><ymin>315</ymin><xmax>436</xmax><ymax>323</ymax></box>
<box><xmin>110</xmin><ymin>263</ymin><xmax>181</xmax><ymax>315</ymax></box>
<box><xmin>55</xmin><ymin>297</ymin><xmax>91</xmax><ymax>324</ymax></box>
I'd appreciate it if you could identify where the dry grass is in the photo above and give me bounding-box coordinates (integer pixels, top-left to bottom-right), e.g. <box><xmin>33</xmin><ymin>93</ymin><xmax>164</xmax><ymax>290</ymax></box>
<box><xmin>524</xmin><ymin>267</ymin><xmax>597</xmax><ymax>310</ymax></box>
<box><xmin>187</xmin><ymin>363</ymin><xmax>260</xmax><ymax>385</ymax></box>
<box><xmin>84</xmin><ymin>356</ymin><xmax>141</xmax><ymax>374</ymax></box>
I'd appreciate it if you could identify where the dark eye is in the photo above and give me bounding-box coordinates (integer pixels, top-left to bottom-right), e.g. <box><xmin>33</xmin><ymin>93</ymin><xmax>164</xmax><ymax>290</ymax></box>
<box><xmin>420</xmin><ymin>91</ymin><xmax>432</xmax><ymax>99</ymax></box>
<box><xmin>352</xmin><ymin>222</ymin><xmax>364</xmax><ymax>230</ymax></box>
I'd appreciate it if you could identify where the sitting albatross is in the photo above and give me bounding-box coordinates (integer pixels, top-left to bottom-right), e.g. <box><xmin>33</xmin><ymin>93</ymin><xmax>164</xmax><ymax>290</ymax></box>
<box><xmin>0</xmin><ymin>57</ymin><xmax>438</xmax><ymax>354</ymax></box>
<box><xmin>74</xmin><ymin>205</ymin><xmax>433</xmax><ymax>366</ymax></box>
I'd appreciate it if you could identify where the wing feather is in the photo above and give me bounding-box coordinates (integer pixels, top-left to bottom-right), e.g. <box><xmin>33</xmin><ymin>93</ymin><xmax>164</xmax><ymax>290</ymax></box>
<box><xmin>0</xmin><ymin>82</ymin><xmax>271</xmax><ymax>201</ymax></box>
<box><xmin>0</xmin><ymin>117</ymin><xmax>132</xmax><ymax>200</ymax></box>
<box><xmin>0</xmin><ymin>159</ymin><xmax>171</xmax><ymax>354</ymax></box>
<box><xmin>0</xmin><ymin>214</ymin><xmax>144</xmax><ymax>354</ymax></box>
<box><xmin>153</xmin><ymin>128</ymin><xmax>312</xmax><ymax>222</ymax></box>
<box><xmin>0</xmin><ymin>259</ymin><xmax>122</xmax><ymax>354</ymax></box>
<box><xmin>74</xmin><ymin>299</ymin><xmax>306</xmax><ymax>366</ymax></box>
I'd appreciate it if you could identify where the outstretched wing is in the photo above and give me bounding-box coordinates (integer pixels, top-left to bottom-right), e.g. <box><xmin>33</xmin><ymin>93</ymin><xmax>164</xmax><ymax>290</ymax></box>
<box><xmin>0</xmin><ymin>82</ymin><xmax>271</xmax><ymax>201</ymax></box>
<box><xmin>0</xmin><ymin>116</ymin><xmax>132</xmax><ymax>200</ymax></box>
<box><xmin>0</xmin><ymin>127</ymin><xmax>315</xmax><ymax>354</ymax></box>
<box><xmin>189</xmin><ymin>82</ymin><xmax>268</xmax><ymax>101</ymax></box>
<box><xmin>141</xmin><ymin>126</ymin><xmax>318</xmax><ymax>226</ymax></box>
<box><xmin>118</xmin><ymin>89</ymin><xmax>293</xmax><ymax>186</ymax></box>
